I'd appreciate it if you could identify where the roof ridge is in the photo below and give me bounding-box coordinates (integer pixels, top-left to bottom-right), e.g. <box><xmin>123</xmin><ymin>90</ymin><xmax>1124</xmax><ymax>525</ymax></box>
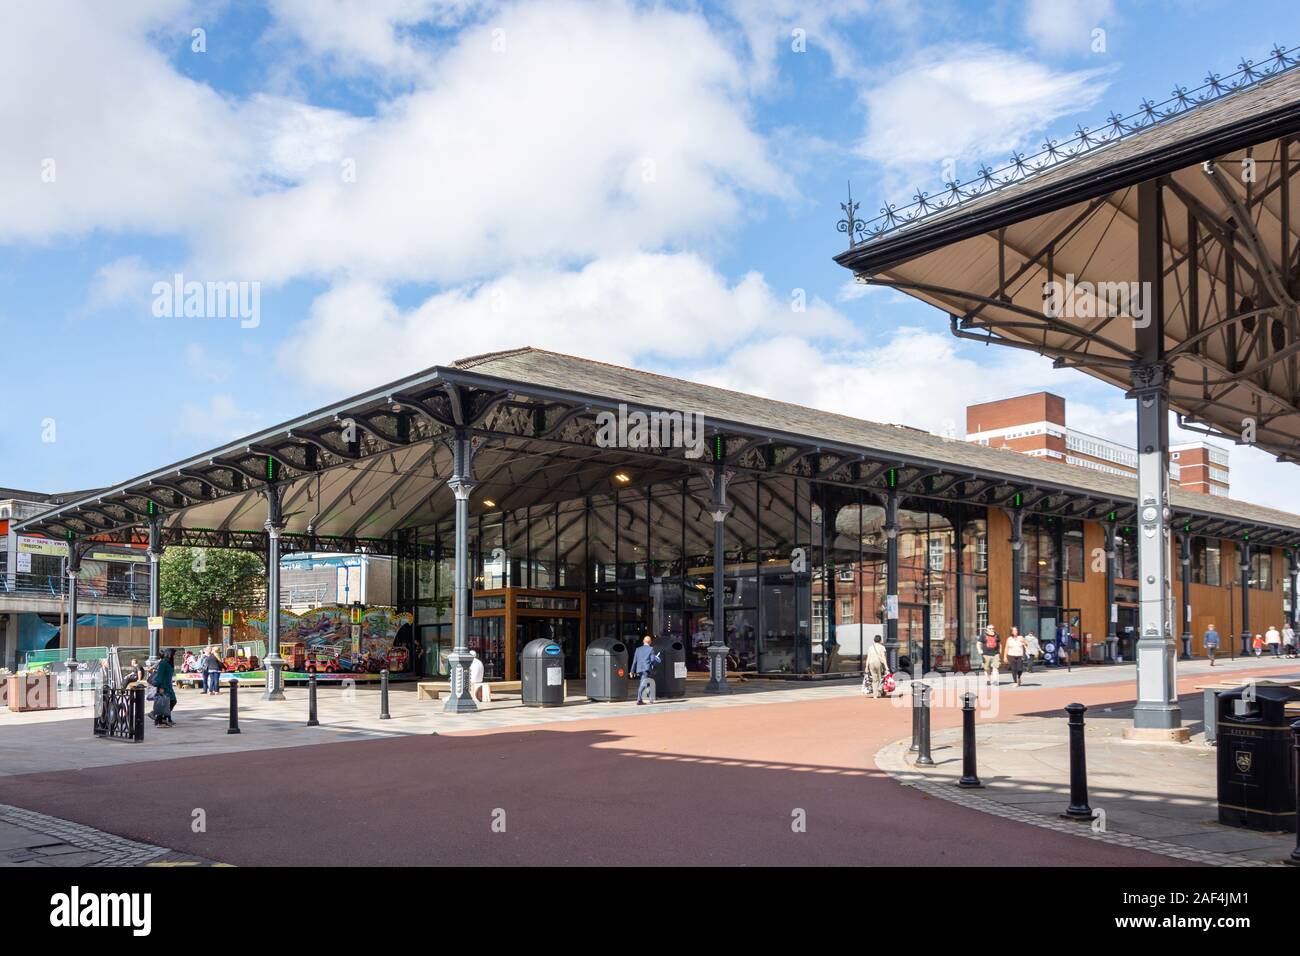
<box><xmin>451</xmin><ymin>346</ymin><xmax>538</xmax><ymax>369</ymax></box>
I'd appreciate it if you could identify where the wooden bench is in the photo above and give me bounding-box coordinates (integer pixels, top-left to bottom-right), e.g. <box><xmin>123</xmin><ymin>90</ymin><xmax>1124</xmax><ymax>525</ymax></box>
<box><xmin>417</xmin><ymin>680</ymin><xmax>523</xmax><ymax>702</ymax></box>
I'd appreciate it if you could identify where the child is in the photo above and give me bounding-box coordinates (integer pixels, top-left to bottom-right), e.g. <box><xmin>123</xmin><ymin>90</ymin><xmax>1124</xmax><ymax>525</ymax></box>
<box><xmin>1252</xmin><ymin>633</ymin><xmax>1264</xmax><ymax>658</ymax></box>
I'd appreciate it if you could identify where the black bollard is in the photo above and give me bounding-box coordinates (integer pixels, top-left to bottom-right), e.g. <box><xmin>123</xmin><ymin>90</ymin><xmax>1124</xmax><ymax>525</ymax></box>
<box><xmin>132</xmin><ymin>684</ymin><xmax>146</xmax><ymax>742</ymax></box>
<box><xmin>1063</xmin><ymin>702</ymin><xmax>1091</xmax><ymax>820</ymax></box>
<box><xmin>916</xmin><ymin>682</ymin><xmax>934</xmax><ymax>766</ymax></box>
<box><xmin>909</xmin><ymin>680</ymin><xmax>920</xmax><ymax>752</ymax></box>
<box><xmin>307</xmin><ymin>673</ymin><xmax>319</xmax><ymax>727</ymax></box>
<box><xmin>227</xmin><ymin>678</ymin><xmax>241</xmax><ymax>735</ymax></box>
<box><xmin>380</xmin><ymin>669</ymin><xmax>391</xmax><ymax>720</ymax></box>
<box><xmin>1290</xmin><ymin>719</ymin><xmax>1300</xmax><ymax>867</ymax></box>
<box><xmin>958</xmin><ymin>691</ymin><xmax>982</xmax><ymax>788</ymax></box>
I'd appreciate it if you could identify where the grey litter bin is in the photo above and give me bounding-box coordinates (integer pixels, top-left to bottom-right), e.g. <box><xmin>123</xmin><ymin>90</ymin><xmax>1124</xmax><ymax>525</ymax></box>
<box><xmin>586</xmin><ymin>638</ymin><xmax>629</xmax><ymax>702</ymax></box>
<box><xmin>1216</xmin><ymin>683</ymin><xmax>1300</xmax><ymax>832</ymax></box>
<box><xmin>521</xmin><ymin>638</ymin><xmax>566</xmax><ymax>708</ymax></box>
<box><xmin>650</xmin><ymin>637</ymin><xmax>687</xmax><ymax>699</ymax></box>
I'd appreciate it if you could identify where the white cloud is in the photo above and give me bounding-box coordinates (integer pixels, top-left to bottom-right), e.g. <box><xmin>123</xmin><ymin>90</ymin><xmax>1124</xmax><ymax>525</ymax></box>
<box><xmin>685</xmin><ymin>327</ymin><xmax>1060</xmax><ymax>439</ymax></box>
<box><xmin>278</xmin><ymin>253</ymin><xmax>852</xmax><ymax>392</ymax></box>
<box><xmin>175</xmin><ymin>393</ymin><xmax>264</xmax><ymax>442</ymax></box>
<box><xmin>857</xmin><ymin>45</ymin><xmax>1110</xmax><ymax>176</ymax></box>
<box><xmin>0</xmin><ymin>1</ymin><xmax>253</xmax><ymax>243</ymax></box>
<box><xmin>267</xmin><ymin>0</ymin><xmax>480</xmax><ymax>77</ymax></box>
<box><xmin>1023</xmin><ymin>0</ymin><xmax>1114</xmax><ymax>55</ymax></box>
<box><xmin>82</xmin><ymin>256</ymin><xmax>155</xmax><ymax>315</ymax></box>
<box><xmin>203</xmin><ymin>0</ymin><xmax>788</xmax><ymax>286</ymax></box>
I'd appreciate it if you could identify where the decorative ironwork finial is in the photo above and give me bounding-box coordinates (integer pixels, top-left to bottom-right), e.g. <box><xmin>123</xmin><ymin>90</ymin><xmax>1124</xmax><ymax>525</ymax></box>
<box><xmin>838</xmin><ymin>42</ymin><xmax>1300</xmax><ymax>247</ymax></box>
<box><xmin>837</xmin><ymin>181</ymin><xmax>865</xmax><ymax>249</ymax></box>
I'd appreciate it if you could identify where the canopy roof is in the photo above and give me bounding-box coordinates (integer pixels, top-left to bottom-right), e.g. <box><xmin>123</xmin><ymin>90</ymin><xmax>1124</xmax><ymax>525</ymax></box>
<box><xmin>836</xmin><ymin>48</ymin><xmax>1300</xmax><ymax>465</ymax></box>
<box><xmin>15</xmin><ymin>348</ymin><xmax>1300</xmax><ymax>555</ymax></box>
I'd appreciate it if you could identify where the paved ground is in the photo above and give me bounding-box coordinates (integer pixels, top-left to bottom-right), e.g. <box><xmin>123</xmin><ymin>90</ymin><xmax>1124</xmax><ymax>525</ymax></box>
<box><xmin>877</xmin><ymin>684</ymin><xmax>1299</xmax><ymax>866</ymax></box>
<box><xmin>0</xmin><ymin>657</ymin><xmax>1294</xmax><ymax>866</ymax></box>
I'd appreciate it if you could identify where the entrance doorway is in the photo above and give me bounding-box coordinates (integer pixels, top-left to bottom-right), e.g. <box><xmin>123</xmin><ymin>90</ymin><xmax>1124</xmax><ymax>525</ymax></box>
<box><xmin>517</xmin><ymin>617</ymin><xmax>581</xmax><ymax>678</ymax></box>
<box><xmin>1117</xmin><ymin>605</ymin><xmax>1138</xmax><ymax>661</ymax></box>
<box><xmin>899</xmin><ymin>603</ymin><xmax>930</xmax><ymax>674</ymax></box>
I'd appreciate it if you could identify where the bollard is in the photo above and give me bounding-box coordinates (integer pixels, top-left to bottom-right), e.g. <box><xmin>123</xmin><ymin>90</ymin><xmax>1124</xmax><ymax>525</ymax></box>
<box><xmin>227</xmin><ymin>678</ymin><xmax>241</xmax><ymax>735</ymax></box>
<box><xmin>132</xmin><ymin>684</ymin><xmax>146</xmax><ymax>742</ymax></box>
<box><xmin>1063</xmin><ymin>702</ymin><xmax>1090</xmax><ymax>820</ymax></box>
<box><xmin>958</xmin><ymin>692</ymin><xmax>982</xmax><ymax>788</ymax></box>
<box><xmin>307</xmin><ymin>673</ymin><xmax>319</xmax><ymax>727</ymax></box>
<box><xmin>1290</xmin><ymin>719</ymin><xmax>1300</xmax><ymax>867</ymax></box>
<box><xmin>380</xmin><ymin>669</ymin><xmax>391</xmax><ymax>720</ymax></box>
<box><xmin>909</xmin><ymin>680</ymin><xmax>920</xmax><ymax>752</ymax></box>
<box><xmin>916</xmin><ymin>682</ymin><xmax>934</xmax><ymax>766</ymax></box>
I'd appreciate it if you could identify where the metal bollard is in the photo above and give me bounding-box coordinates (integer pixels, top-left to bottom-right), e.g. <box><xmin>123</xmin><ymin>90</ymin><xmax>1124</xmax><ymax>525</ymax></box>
<box><xmin>132</xmin><ymin>684</ymin><xmax>146</xmax><ymax>742</ymax></box>
<box><xmin>1290</xmin><ymin>719</ymin><xmax>1300</xmax><ymax>867</ymax></box>
<box><xmin>909</xmin><ymin>680</ymin><xmax>920</xmax><ymax>752</ymax></box>
<box><xmin>916</xmin><ymin>683</ymin><xmax>934</xmax><ymax>766</ymax></box>
<box><xmin>227</xmin><ymin>678</ymin><xmax>241</xmax><ymax>734</ymax></box>
<box><xmin>1063</xmin><ymin>702</ymin><xmax>1091</xmax><ymax>820</ymax></box>
<box><xmin>380</xmin><ymin>669</ymin><xmax>391</xmax><ymax>720</ymax></box>
<box><xmin>958</xmin><ymin>691</ymin><xmax>982</xmax><ymax>788</ymax></box>
<box><xmin>307</xmin><ymin>673</ymin><xmax>319</xmax><ymax>727</ymax></box>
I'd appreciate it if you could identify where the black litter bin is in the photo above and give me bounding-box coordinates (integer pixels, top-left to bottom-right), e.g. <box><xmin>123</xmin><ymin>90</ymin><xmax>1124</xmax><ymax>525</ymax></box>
<box><xmin>1216</xmin><ymin>683</ymin><xmax>1300</xmax><ymax>832</ymax></box>
<box><xmin>521</xmin><ymin>638</ymin><xmax>566</xmax><ymax>708</ymax></box>
<box><xmin>650</xmin><ymin>637</ymin><xmax>687</xmax><ymax>699</ymax></box>
<box><xmin>586</xmin><ymin>638</ymin><xmax>629</xmax><ymax>702</ymax></box>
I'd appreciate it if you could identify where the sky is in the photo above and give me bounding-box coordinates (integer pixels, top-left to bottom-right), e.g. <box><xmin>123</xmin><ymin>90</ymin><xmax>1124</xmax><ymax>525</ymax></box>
<box><xmin>1</xmin><ymin>0</ymin><xmax>1297</xmax><ymax>509</ymax></box>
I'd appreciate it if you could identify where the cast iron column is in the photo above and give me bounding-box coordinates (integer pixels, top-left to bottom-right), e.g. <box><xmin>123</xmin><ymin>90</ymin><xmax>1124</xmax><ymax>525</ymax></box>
<box><xmin>146</xmin><ymin>515</ymin><xmax>163</xmax><ymax>668</ymax></box>
<box><xmin>884</xmin><ymin>487</ymin><xmax>900</xmax><ymax>673</ymax></box>
<box><xmin>1178</xmin><ymin>533</ymin><xmax>1193</xmax><ymax>661</ymax></box>
<box><xmin>705</xmin><ymin>460</ymin><xmax>733</xmax><ymax>694</ymax></box>
<box><xmin>1239</xmin><ymin>540</ymin><xmax>1252</xmax><ymax>656</ymax></box>
<box><xmin>1007</xmin><ymin>507</ymin><xmax>1024</xmax><ymax>635</ymax></box>
<box><xmin>64</xmin><ymin>543</ymin><xmax>81</xmax><ymax>668</ymax></box>
<box><xmin>262</xmin><ymin>483</ymin><xmax>287</xmax><ymax>701</ymax></box>
<box><xmin>444</xmin><ymin>429</ymin><xmax>478</xmax><ymax>713</ymax></box>
<box><xmin>1130</xmin><ymin>177</ymin><xmax>1180</xmax><ymax>735</ymax></box>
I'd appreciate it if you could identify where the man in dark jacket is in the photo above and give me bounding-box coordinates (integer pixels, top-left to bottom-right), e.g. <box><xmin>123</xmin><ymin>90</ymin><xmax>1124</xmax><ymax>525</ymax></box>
<box><xmin>629</xmin><ymin>635</ymin><xmax>660</xmax><ymax>705</ymax></box>
<box><xmin>202</xmin><ymin>645</ymin><xmax>224</xmax><ymax>695</ymax></box>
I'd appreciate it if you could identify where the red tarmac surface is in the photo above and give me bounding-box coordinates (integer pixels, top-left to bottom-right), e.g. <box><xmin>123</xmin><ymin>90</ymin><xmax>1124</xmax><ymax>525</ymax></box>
<box><xmin>0</xmin><ymin>664</ymin><xmax>1293</xmax><ymax>866</ymax></box>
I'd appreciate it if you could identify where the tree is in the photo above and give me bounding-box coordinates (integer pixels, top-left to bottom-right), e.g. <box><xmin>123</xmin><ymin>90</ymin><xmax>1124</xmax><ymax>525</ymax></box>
<box><xmin>159</xmin><ymin>547</ymin><xmax>265</xmax><ymax>640</ymax></box>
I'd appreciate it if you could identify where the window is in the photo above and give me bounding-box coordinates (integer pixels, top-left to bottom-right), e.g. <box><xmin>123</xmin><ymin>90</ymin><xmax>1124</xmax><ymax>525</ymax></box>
<box><xmin>1192</xmin><ymin>538</ymin><xmax>1221</xmax><ymax>587</ymax></box>
<box><xmin>928</xmin><ymin>537</ymin><xmax>945</xmax><ymax>572</ymax></box>
<box><xmin>975</xmin><ymin>593</ymin><xmax>989</xmax><ymax>632</ymax></box>
<box><xmin>839</xmin><ymin>597</ymin><xmax>854</xmax><ymax>625</ymax></box>
<box><xmin>1250</xmin><ymin>550</ymin><xmax>1273</xmax><ymax>591</ymax></box>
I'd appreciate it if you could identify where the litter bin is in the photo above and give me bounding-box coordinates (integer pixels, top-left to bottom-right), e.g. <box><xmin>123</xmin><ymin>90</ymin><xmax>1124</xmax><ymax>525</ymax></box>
<box><xmin>521</xmin><ymin>638</ymin><xmax>566</xmax><ymax>708</ymax></box>
<box><xmin>1216</xmin><ymin>684</ymin><xmax>1300</xmax><ymax>832</ymax></box>
<box><xmin>586</xmin><ymin>638</ymin><xmax>629</xmax><ymax>702</ymax></box>
<box><xmin>650</xmin><ymin>637</ymin><xmax>687</xmax><ymax>699</ymax></box>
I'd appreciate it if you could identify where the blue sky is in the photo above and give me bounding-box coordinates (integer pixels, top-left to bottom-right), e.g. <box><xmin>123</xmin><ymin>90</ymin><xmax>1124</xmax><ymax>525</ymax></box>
<box><xmin>1</xmin><ymin>0</ymin><xmax>1297</xmax><ymax>508</ymax></box>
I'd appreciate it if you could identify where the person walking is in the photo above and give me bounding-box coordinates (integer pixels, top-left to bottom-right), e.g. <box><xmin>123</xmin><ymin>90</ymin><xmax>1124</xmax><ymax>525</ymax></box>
<box><xmin>1024</xmin><ymin>631</ymin><xmax>1042</xmax><ymax>673</ymax></box>
<box><xmin>979</xmin><ymin>625</ymin><xmax>1001</xmax><ymax>685</ymax></box>
<box><xmin>865</xmin><ymin>635</ymin><xmax>889</xmax><ymax>698</ymax></box>
<box><xmin>151</xmin><ymin>648</ymin><xmax>177</xmax><ymax>726</ymax></box>
<box><xmin>1203</xmin><ymin>624</ymin><xmax>1220</xmax><ymax>666</ymax></box>
<box><xmin>629</xmin><ymin>635</ymin><xmax>660</xmax><ymax>705</ymax></box>
<box><xmin>202</xmin><ymin>645</ymin><xmax>223</xmax><ymax>695</ymax></box>
<box><xmin>1265</xmin><ymin>625</ymin><xmax>1282</xmax><ymax>658</ymax></box>
<box><xmin>1005</xmin><ymin>629</ymin><xmax>1028</xmax><ymax>686</ymax></box>
<box><xmin>1251</xmin><ymin>633</ymin><xmax>1264</xmax><ymax>658</ymax></box>
<box><xmin>1284</xmin><ymin>624</ymin><xmax>1297</xmax><ymax>659</ymax></box>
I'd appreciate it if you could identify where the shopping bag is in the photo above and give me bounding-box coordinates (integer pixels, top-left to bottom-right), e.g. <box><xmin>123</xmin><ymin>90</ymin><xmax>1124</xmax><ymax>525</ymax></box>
<box><xmin>882</xmin><ymin>672</ymin><xmax>896</xmax><ymax>695</ymax></box>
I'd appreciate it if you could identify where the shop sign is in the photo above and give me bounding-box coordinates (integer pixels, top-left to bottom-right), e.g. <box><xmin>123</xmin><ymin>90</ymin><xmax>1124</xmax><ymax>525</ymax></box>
<box><xmin>17</xmin><ymin>535</ymin><xmax>67</xmax><ymax>556</ymax></box>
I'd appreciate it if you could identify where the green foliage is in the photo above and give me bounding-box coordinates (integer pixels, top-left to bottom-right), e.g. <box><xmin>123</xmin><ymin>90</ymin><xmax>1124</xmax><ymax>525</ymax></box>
<box><xmin>159</xmin><ymin>547</ymin><xmax>264</xmax><ymax>639</ymax></box>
